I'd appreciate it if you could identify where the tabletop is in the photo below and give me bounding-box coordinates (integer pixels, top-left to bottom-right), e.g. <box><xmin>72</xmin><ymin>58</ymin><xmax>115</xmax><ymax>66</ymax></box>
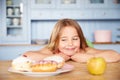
<box><xmin>0</xmin><ymin>60</ymin><xmax>120</xmax><ymax>80</ymax></box>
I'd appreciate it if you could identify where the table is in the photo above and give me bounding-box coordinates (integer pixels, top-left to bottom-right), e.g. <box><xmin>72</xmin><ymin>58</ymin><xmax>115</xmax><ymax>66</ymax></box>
<box><xmin>0</xmin><ymin>60</ymin><xmax>120</xmax><ymax>80</ymax></box>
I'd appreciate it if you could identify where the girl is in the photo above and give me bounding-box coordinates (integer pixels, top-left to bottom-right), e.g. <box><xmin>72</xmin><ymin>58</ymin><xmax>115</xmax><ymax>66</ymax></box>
<box><xmin>23</xmin><ymin>19</ymin><xmax>120</xmax><ymax>62</ymax></box>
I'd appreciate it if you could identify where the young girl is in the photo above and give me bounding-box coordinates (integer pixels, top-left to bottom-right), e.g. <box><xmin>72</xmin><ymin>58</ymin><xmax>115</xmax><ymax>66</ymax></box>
<box><xmin>23</xmin><ymin>19</ymin><xmax>120</xmax><ymax>62</ymax></box>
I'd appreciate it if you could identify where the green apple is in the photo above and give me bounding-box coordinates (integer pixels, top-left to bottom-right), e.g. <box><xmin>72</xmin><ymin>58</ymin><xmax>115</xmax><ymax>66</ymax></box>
<box><xmin>87</xmin><ymin>57</ymin><xmax>106</xmax><ymax>75</ymax></box>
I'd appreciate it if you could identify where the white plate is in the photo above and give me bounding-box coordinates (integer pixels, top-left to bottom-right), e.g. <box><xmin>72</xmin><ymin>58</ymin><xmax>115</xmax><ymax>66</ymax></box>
<box><xmin>8</xmin><ymin>64</ymin><xmax>74</xmax><ymax>77</ymax></box>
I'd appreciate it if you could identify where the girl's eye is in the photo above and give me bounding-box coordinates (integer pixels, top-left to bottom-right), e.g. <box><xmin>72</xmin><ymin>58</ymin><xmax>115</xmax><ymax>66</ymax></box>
<box><xmin>61</xmin><ymin>38</ymin><xmax>66</xmax><ymax>41</ymax></box>
<box><xmin>73</xmin><ymin>37</ymin><xmax>79</xmax><ymax>40</ymax></box>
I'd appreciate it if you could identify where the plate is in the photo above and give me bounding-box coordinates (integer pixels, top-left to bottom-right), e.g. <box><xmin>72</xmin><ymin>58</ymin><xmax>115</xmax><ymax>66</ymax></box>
<box><xmin>8</xmin><ymin>64</ymin><xmax>74</xmax><ymax>77</ymax></box>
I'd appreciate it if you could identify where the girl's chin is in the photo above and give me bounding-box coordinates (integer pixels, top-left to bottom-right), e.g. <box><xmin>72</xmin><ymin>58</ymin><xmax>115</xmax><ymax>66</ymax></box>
<box><xmin>64</xmin><ymin>52</ymin><xmax>75</xmax><ymax>56</ymax></box>
<box><xmin>60</xmin><ymin>50</ymin><xmax>77</xmax><ymax>56</ymax></box>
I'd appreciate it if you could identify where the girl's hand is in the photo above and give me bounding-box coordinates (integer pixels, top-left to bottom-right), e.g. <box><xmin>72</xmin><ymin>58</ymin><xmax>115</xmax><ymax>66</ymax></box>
<box><xmin>71</xmin><ymin>53</ymin><xmax>94</xmax><ymax>63</ymax></box>
<box><xmin>56</xmin><ymin>52</ymin><xmax>71</xmax><ymax>61</ymax></box>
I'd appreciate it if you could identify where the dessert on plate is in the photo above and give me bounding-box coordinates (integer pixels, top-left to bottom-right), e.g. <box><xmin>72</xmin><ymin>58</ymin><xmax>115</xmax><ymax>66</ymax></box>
<box><xmin>44</xmin><ymin>55</ymin><xmax>65</xmax><ymax>68</ymax></box>
<box><xmin>11</xmin><ymin>55</ymin><xmax>65</xmax><ymax>72</ymax></box>
<box><xmin>11</xmin><ymin>56</ymin><xmax>34</xmax><ymax>72</ymax></box>
<box><xmin>31</xmin><ymin>60</ymin><xmax>58</xmax><ymax>72</ymax></box>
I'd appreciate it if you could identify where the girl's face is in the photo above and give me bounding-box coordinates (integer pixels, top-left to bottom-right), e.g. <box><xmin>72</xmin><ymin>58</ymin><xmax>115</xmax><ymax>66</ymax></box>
<box><xmin>58</xmin><ymin>26</ymin><xmax>80</xmax><ymax>56</ymax></box>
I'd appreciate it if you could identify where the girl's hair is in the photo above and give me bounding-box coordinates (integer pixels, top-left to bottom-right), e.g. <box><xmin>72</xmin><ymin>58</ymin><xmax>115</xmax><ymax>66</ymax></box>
<box><xmin>46</xmin><ymin>18</ymin><xmax>88</xmax><ymax>53</ymax></box>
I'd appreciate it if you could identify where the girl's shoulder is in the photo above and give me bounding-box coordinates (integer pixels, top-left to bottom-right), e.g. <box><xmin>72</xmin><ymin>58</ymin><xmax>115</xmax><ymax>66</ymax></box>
<box><xmin>85</xmin><ymin>47</ymin><xmax>100</xmax><ymax>54</ymax></box>
<box><xmin>40</xmin><ymin>47</ymin><xmax>53</xmax><ymax>54</ymax></box>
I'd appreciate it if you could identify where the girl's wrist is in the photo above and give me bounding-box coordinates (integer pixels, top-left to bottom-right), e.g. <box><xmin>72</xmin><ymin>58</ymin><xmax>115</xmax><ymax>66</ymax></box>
<box><xmin>57</xmin><ymin>53</ymin><xmax>70</xmax><ymax>61</ymax></box>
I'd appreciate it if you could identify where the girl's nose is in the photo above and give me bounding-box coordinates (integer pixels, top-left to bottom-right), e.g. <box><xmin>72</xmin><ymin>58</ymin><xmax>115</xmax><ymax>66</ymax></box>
<box><xmin>68</xmin><ymin>40</ymin><xmax>73</xmax><ymax>46</ymax></box>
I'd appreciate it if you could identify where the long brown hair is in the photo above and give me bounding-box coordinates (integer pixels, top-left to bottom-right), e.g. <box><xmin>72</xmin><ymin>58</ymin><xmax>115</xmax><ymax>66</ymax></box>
<box><xmin>46</xmin><ymin>18</ymin><xmax>88</xmax><ymax>53</ymax></box>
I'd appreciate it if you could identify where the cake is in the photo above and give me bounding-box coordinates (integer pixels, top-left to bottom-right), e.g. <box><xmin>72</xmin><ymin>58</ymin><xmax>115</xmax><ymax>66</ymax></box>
<box><xmin>11</xmin><ymin>56</ymin><xmax>34</xmax><ymax>72</ymax></box>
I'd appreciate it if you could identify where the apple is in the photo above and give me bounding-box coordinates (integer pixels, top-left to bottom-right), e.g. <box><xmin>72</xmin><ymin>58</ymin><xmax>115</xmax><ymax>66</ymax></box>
<box><xmin>87</xmin><ymin>57</ymin><xmax>106</xmax><ymax>75</ymax></box>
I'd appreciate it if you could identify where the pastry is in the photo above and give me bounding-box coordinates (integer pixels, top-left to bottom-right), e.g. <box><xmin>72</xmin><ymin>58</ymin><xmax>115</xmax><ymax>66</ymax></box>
<box><xmin>44</xmin><ymin>55</ymin><xmax>65</xmax><ymax>68</ymax></box>
<box><xmin>31</xmin><ymin>60</ymin><xmax>58</xmax><ymax>72</ymax></box>
<box><xmin>11</xmin><ymin>55</ymin><xmax>65</xmax><ymax>72</ymax></box>
<box><xmin>12</xmin><ymin>56</ymin><xmax>34</xmax><ymax>72</ymax></box>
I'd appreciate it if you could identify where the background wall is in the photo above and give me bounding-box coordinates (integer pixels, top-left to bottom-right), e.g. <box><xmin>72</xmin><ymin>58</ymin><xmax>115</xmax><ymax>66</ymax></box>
<box><xmin>31</xmin><ymin>20</ymin><xmax>120</xmax><ymax>42</ymax></box>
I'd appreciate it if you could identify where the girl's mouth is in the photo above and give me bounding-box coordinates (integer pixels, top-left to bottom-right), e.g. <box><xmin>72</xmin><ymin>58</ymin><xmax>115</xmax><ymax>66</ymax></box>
<box><xmin>66</xmin><ymin>47</ymin><xmax>75</xmax><ymax>50</ymax></box>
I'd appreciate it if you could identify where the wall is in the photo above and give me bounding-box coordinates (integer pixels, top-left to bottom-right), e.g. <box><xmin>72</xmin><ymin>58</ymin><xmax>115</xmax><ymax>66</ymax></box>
<box><xmin>31</xmin><ymin>20</ymin><xmax>120</xmax><ymax>42</ymax></box>
<box><xmin>0</xmin><ymin>45</ymin><xmax>44</xmax><ymax>60</ymax></box>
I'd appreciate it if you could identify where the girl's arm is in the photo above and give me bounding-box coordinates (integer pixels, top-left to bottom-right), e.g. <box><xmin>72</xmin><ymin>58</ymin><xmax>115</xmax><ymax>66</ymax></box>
<box><xmin>22</xmin><ymin>47</ymin><xmax>70</xmax><ymax>61</ymax></box>
<box><xmin>71</xmin><ymin>48</ymin><xmax>96</xmax><ymax>62</ymax></box>
<box><xmin>22</xmin><ymin>50</ymin><xmax>53</xmax><ymax>61</ymax></box>
<box><xmin>71</xmin><ymin>53</ymin><xmax>94</xmax><ymax>63</ymax></box>
<box><xmin>22</xmin><ymin>47</ymin><xmax>54</xmax><ymax>61</ymax></box>
<box><xmin>94</xmin><ymin>50</ymin><xmax>120</xmax><ymax>62</ymax></box>
<box><xmin>71</xmin><ymin>48</ymin><xmax>120</xmax><ymax>63</ymax></box>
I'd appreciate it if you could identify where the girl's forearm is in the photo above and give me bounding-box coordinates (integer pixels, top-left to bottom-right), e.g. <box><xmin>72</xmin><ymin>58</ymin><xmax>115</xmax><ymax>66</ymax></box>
<box><xmin>22</xmin><ymin>51</ymin><xmax>53</xmax><ymax>61</ymax></box>
<box><xmin>94</xmin><ymin>50</ymin><xmax>120</xmax><ymax>62</ymax></box>
<box><xmin>71</xmin><ymin>53</ymin><xmax>94</xmax><ymax>62</ymax></box>
<box><xmin>71</xmin><ymin>49</ymin><xmax>120</xmax><ymax>63</ymax></box>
